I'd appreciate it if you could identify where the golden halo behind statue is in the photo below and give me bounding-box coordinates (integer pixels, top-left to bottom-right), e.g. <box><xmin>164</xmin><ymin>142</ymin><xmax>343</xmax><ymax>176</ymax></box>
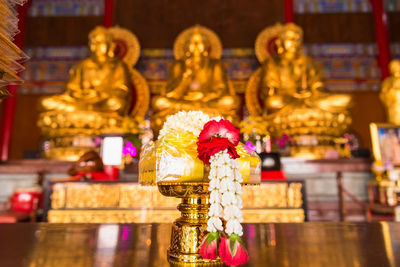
<box><xmin>108</xmin><ymin>26</ymin><xmax>141</xmax><ymax>67</ymax></box>
<box><xmin>255</xmin><ymin>23</ymin><xmax>284</xmax><ymax>63</ymax></box>
<box><xmin>173</xmin><ymin>25</ymin><xmax>223</xmax><ymax>60</ymax></box>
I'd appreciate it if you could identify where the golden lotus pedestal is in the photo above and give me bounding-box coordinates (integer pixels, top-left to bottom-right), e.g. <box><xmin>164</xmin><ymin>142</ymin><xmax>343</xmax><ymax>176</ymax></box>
<box><xmin>158</xmin><ymin>182</ymin><xmax>222</xmax><ymax>266</ymax></box>
<box><xmin>38</xmin><ymin>110</ymin><xmax>140</xmax><ymax>161</ymax></box>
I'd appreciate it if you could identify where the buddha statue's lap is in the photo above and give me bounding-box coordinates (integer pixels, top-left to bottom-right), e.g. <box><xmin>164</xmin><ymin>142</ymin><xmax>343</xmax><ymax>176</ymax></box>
<box><xmin>40</xmin><ymin>57</ymin><xmax>131</xmax><ymax>115</ymax></box>
<box><xmin>245</xmin><ymin>23</ymin><xmax>353</xmax><ymax>158</ymax></box>
<box><xmin>151</xmin><ymin>26</ymin><xmax>240</xmax><ymax>134</ymax></box>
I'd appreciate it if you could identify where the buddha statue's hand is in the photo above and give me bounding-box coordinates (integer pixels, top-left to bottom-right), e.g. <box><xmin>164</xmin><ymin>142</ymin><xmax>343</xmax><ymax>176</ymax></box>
<box><xmin>69</xmin><ymin>88</ymin><xmax>83</xmax><ymax>99</ymax></box>
<box><xmin>183</xmin><ymin>68</ymin><xmax>193</xmax><ymax>79</ymax></box>
<box><xmin>294</xmin><ymin>87</ymin><xmax>312</xmax><ymax>99</ymax></box>
<box><xmin>77</xmin><ymin>89</ymin><xmax>101</xmax><ymax>103</ymax></box>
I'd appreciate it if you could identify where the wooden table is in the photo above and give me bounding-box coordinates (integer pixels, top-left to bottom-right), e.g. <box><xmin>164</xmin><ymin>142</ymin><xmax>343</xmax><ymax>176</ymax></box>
<box><xmin>0</xmin><ymin>222</ymin><xmax>398</xmax><ymax>266</ymax></box>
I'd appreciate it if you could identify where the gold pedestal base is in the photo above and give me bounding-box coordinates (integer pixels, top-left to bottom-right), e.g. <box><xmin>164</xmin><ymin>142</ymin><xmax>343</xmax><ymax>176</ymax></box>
<box><xmin>290</xmin><ymin>145</ymin><xmax>331</xmax><ymax>159</ymax></box>
<box><xmin>42</xmin><ymin>135</ymin><xmax>96</xmax><ymax>161</ymax></box>
<box><xmin>158</xmin><ymin>182</ymin><xmax>222</xmax><ymax>266</ymax></box>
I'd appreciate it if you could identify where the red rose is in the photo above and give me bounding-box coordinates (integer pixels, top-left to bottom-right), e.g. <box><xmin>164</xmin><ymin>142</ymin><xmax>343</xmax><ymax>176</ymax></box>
<box><xmin>199</xmin><ymin>120</ymin><xmax>240</xmax><ymax>146</ymax></box>
<box><xmin>199</xmin><ymin>232</ymin><xmax>220</xmax><ymax>260</ymax></box>
<box><xmin>197</xmin><ymin>137</ymin><xmax>240</xmax><ymax>164</ymax></box>
<box><xmin>218</xmin><ymin>235</ymin><xmax>249</xmax><ymax>266</ymax></box>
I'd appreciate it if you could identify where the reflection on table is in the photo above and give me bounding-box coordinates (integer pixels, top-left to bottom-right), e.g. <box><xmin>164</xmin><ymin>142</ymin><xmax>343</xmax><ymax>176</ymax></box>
<box><xmin>0</xmin><ymin>222</ymin><xmax>398</xmax><ymax>267</ymax></box>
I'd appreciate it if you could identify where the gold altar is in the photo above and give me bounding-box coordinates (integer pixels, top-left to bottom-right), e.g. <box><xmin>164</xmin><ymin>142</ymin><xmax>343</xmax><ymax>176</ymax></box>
<box><xmin>37</xmin><ymin>26</ymin><xmax>150</xmax><ymax>161</ymax></box>
<box><xmin>48</xmin><ymin>182</ymin><xmax>305</xmax><ymax>223</ymax></box>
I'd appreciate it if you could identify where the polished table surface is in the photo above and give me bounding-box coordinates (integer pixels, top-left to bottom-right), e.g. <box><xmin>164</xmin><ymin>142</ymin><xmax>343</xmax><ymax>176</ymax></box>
<box><xmin>0</xmin><ymin>222</ymin><xmax>399</xmax><ymax>267</ymax></box>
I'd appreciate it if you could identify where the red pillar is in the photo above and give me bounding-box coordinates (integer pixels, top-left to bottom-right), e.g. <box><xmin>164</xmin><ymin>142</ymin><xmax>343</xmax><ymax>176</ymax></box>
<box><xmin>103</xmin><ymin>0</ymin><xmax>115</xmax><ymax>28</ymax></box>
<box><xmin>370</xmin><ymin>0</ymin><xmax>391</xmax><ymax>79</ymax></box>
<box><xmin>284</xmin><ymin>0</ymin><xmax>295</xmax><ymax>23</ymax></box>
<box><xmin>0</xmin><ymin>2</ymin><xmax>30</xmax><ymax>161</ymax></box>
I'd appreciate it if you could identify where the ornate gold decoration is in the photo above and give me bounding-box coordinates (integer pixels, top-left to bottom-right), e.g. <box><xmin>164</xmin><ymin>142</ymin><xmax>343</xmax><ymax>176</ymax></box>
<box><xmin>130</xmin><ymin>68</ymin><xmax>150</xmax><ymax>118</ymax></box>
<box><xmin>148</xmin><ymin>80</ymin><xmax>248</xmax><ymax>95</ymax></box>
<box><xmin>245</xmin><ymin>68</ymin><xmax>264</xmax><ymax>117</ymax></box>
<box><xmin>380</xmin><ymin>60</ymin><xmax>400</xmax><ymax>125</ymax></box>
<box><xmin>369</xmin><ymin>123</ymin><xmax>400</xmax><ymax>167</ymax></box>
<box><xmin>173</xmin><ymin>25</ymin><xmax>222</xmax><ymax>60</ymax></box>
<box><xmin>255</xmin><ymin>23</ymin><xmax>287</xmax><ymax>63</ymax></box>
<box><xmin>151</xmin><ymin>25</ymin><xmax>240</xmax><ymax>135</ymax></box>
<box><xmin>48</xmin><ymin>209</ymin><xmax>181</xmax><ymax>223</ymax></box>
<box><xmin>37</xmin><ymin>26</ymin><xmax>149</xmax><ymax>161</ymax></box>
<box><xmin>158</xmin><ymin>182</ymin><xmax>221</xmax><ymax>266</ymax></box>
<box><xmin>108</xmin><ymin>26</ymin><xmax>141</xmax><ymax>67</ymax></box>
<box><xmin>245</xmin><ymin>23</ymin><xmax>353</xmax><ymax>159</ymax></box>
<box><xmin>48</xmin><ymin>209</ymin><xmax>304</xmax><ymax>224</ymax></box>
<box><xmin>50</xmin><ymin>182</ymin><xmax>303</xmax><ymax>210</ymax></box>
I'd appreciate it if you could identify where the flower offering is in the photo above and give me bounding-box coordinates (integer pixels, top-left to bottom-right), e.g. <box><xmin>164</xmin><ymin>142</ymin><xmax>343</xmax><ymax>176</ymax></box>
<box><xmin>138</xmin><ymin>110</ymin><xmax>261</xmax><ymax>266</ymax></box>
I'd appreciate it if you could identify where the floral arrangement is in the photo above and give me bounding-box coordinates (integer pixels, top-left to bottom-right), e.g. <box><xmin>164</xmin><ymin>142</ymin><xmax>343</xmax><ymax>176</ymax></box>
<box><xmin>196</xmin><ymin>116</ymin><xmax>248</xmax><ymax>265</ymax></box>
<box><xmin>159</xmin><ymin>111</ymin><xmax>249</xmax><ymax>266</ymax></box>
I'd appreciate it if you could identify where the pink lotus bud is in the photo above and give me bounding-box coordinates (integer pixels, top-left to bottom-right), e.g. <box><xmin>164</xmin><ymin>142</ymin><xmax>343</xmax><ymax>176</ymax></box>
<box><xmin>218</xmin><ymin>234</ymin><xmax>249</xmax><ymax>266</ymax></box>
<box><xmin>199</xmin><ymin>232</ymin><xmax>220</xmax><ymax>260</ymax></box>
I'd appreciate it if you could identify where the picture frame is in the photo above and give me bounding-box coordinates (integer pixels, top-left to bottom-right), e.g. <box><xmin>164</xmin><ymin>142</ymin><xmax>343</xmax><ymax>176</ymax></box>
<box><xmin>370</xmin><ymin>123</ymin><xmax>400</xmax><ymax>168</ymax></box>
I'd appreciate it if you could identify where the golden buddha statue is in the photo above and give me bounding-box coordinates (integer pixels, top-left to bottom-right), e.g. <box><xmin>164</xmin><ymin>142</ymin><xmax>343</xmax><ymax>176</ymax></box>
<box><xmin>245</xmin><ymin>23</ymin><xmax>353</xmax><ymax>159</ymax></box>
<box><xmin>38</xmin><ymin>26</ymin><xmax>150</xmax><ymax>161</ymax></box>
<box><xmin>151</xmin><ymin>25</ymin><xmax>240</xmax><ymax>134</ymax></box>
<box><xmin>380</xmin><ymin>60</ymin><xmax>400</xmax><ymax>124</ymax></box>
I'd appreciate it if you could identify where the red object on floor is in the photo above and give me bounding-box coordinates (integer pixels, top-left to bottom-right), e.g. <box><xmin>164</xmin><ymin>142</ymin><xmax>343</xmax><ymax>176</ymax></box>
<box><xmin>102</xmin><ymin>165</ymin><xmax>120</xmax><ymax>180</ymax></box>
<box><xmin>75</xmin><ymin>168</ymin><xmax>119</xmax><ymax>181</ymax></box>
<box><xmin>10</xmin><ymin>189</ymin><xmax>43</xmax><ymax>213</ymax></box>
<box><xmin>261</xmin><ymin>170</ymin><xmax>287</xmax><ymax>180</ymax></box>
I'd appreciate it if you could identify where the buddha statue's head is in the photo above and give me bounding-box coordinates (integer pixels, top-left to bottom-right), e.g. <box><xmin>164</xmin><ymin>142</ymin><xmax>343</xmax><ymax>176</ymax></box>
<box><xmin>88</xmin><ymin>26</ymin><xmax>113</xmax><ymax>62</ymax></box>
<box><xmin>276</xmin><ymin>23</ymin><xmax>303</xmax><ymax>60</ymax></box>
<box><xmin>185</xmin><ymin>30</ymin><xmax>210</xmax><ymax>60</ymax></box>
<box><xmin>389</xmin><ymin>60</ymin><xmax>400</xmax><ymax>78</ymax></box>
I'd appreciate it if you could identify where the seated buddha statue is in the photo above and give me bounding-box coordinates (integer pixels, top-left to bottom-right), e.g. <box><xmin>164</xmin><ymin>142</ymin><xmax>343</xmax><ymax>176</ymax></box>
<box><xmin>38</xmin><ymin>26</ymin><xmax>149</xmax><ymax>161</ymax></box>
<box><xmin>151</xmin><ymin>25</ymin><xmax>240</xmax><ymax>134</ymax></box>
<box><xmin>380</xmin><ymin>60</ymin><xmax>400</xmax><ymax>124</ymax></box>
<box><xmin>245</xmin><ymin>23</ymin><xmax>353</xmax><ymax>158</ymax></box>
<box><xmin>40</xmin><ymin>26</ymin><xmax>131</xmax><ymax>115</ymax></box>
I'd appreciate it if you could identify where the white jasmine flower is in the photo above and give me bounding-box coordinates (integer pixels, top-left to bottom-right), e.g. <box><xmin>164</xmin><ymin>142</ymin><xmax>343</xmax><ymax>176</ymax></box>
<box><xmin>209</xmin><ymin>179</ymin><xmax>220</xmax><ymax>191</ymax></box>
<box><xmin>223</xmin><ymin>205</ymin><xmax>242</xmax><ymax>221</ymax></box>
<box><xmin>236</xmin><ymin>195</ymin><xmax>243</xmax><ymax>209</ymax></box>
<box><xmin>220</xmin><ymin>179</ymin><xmax>236</xmax><ymax>193</ymax></box>
<box><xmin>225</xmin><ymin>219</ymin><xmax>243</xmax><ymax>236</ymax></box>
<box><xmin>221</xmin><ymin>191</ymin><xmax>237</xmax><ymax>206</ymax></box>
<box><xmin>210</xmin><ymin>190</ymin><xmax>221</xmax><ymax>204</ymax></box>
<box><xmin>234</xmin><ymin>182</ymin><xmax>243</xmax><ymax>195</ymax></box>
<box><xmin>209</xmin><ymin>203</ymin><xmax>223</xmax><ymax>217</ymax></box>
<box><xmin>207</xmin><ymin>217</ymin><xmax>223</xmax><ymax>232</ymax></box>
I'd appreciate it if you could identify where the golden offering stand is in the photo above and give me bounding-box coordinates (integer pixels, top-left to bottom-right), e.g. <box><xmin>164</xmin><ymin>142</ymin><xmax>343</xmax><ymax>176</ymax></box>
<box><xmin>158</xmin><ymin>182</ymin><xmax>222</xmax><ymax>266</ymax></box>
